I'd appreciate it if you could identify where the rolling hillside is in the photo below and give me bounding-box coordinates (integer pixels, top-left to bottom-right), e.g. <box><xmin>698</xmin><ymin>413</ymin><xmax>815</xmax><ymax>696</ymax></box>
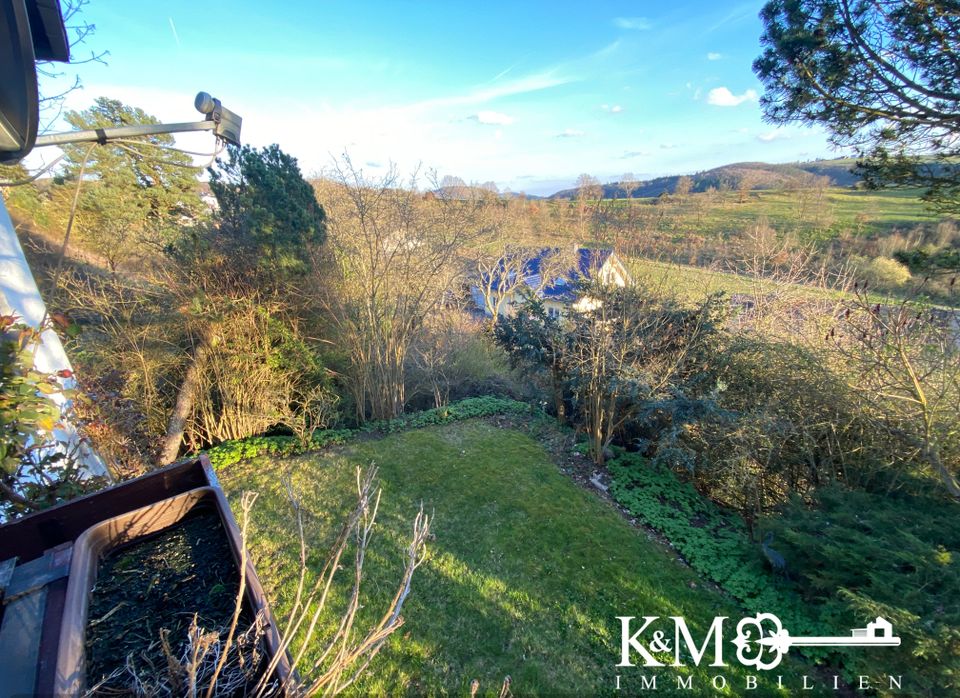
<box><xmin>549</xmin><ymin>158</ymin><xmax>862</xmax><ymax>200</ymax></box>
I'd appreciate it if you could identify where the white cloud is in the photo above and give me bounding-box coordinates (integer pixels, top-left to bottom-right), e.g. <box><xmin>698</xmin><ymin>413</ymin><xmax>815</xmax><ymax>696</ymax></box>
<box><xmin>706</xmin><ymin>52</ymin><xmax>723</xmax><ymax>61</ymax></box>
<box><xmin>660</xmin><ymin>143</ymin><xmax>678</xmax><ymax>150</ymax></box>
<box><xmin>614</xmin><ymin>17</ymin><xmax>652</xmax><ymax>30</ymax></box>
<box><xmin>470</xmin><ymin>110</ymin><xmax>514</xmax><ymax>125</ymax></box>
<box><xmin>706</xmin><ymin>86</ymin><xmax>758</xmax><ymax>107</ymax></box>
<box><xmin>620</xmin><ymin>150</ymin><xmax>649</xmax><ymax>159</ymax></box>
<box><xmin>556</xmin><ymin>128</ymin><xmax>585</xmax><ymax>138</ymax></box>
<box><xmin>757</xmin><ymin>128</ymin><xmax>789</xmax><ymax>142</ymax></box>
<box><xmin>601</xmin><ymin>104</ymin><xmax>624</xmax><ymax>113</ymax></box>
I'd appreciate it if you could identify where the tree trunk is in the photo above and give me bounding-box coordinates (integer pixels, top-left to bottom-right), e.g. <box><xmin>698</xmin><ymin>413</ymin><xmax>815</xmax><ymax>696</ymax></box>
<box><xmin>925</xmin><ymin>444</ymin><xmax>960</xmax><ymax>500</ymax></box>
<box><xmin>159</xmin><ymin>328</ymin><xmax>211</xmax><ymax>464</ymax></box>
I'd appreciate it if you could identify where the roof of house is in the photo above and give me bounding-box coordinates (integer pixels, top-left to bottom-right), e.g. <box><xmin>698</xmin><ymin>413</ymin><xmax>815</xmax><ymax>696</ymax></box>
<box><xmin>482</xmin><ymin>247</ymin><xmax>616</xmax><ymax>302</ymax></box>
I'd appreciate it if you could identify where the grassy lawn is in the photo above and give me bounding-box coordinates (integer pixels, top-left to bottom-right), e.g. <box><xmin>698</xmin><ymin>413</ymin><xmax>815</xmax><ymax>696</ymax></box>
<box><xmin>220</xmin><ymin>420</ymin><xmax>814</xmax><ymax>696</ymax></box>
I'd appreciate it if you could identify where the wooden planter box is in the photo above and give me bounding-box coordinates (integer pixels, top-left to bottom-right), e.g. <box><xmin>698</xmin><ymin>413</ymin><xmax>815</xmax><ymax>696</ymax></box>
<box><xmin>54</xmin><ymin>487</ymin><xmax>282</xmax><ymax>694</ymax></box>
<box><xmin>0</xmin><ymin>457</ymin><xmax>290</xmax><ymax>697</ymax></box>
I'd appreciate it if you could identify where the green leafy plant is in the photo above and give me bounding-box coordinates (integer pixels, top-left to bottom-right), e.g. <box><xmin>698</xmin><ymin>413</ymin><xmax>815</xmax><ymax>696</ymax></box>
<box><xmin>606</xmin><ymin>453</ymin><xmax>826</xmax><ymax>652</ymax></box>
<box><xmin>767</xmin><ymin>485</ymin><xmax>960</xmax><ymax>695</ymax></box>
<box><xmin>0</xmin><ymin>317</ymin><xmax>102</xmax><ymax>517</ymax></box>
<box><xmin>204</xmin><ymin>396</ymin><xmax>532</xmax><ymax>470</ymax></box>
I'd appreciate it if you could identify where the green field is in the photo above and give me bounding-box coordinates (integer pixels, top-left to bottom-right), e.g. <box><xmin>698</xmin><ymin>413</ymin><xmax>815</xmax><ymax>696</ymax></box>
<box><xmin>623</xmin><ymin>256</ymin><xmax>864</xmax><ymax>310</ymax></box>
<box><xmin>627</xmin><ymin>257</ymin><xmax>766</xmax><ymax>300</ymax></box>
<box><xmin>690</xmin><ymin>188</ymin><xmax>937</xmax><ymax>239</ymax></box>
<box><xmin>614</xmin><ymin>186</ymin><xmax>942</xmax><ymax>243</ymax></box>
<box><xmin>220</xmin><ymin>419</ymin><xmax>820</xmax><ymax>696</ymax></box>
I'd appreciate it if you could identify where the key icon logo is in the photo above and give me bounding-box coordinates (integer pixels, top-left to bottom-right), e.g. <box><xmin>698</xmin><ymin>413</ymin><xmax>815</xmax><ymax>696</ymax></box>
<box><xmin>733</xmin><ymin>614</ymin><xmax>901</xmax><ymax>670</ymax></box>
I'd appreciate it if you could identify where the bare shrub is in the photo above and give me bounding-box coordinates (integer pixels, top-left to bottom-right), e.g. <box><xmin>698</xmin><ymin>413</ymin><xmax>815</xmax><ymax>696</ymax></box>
<box><xmin>283</xmin><ymin>383</ymin><xmax>341</xmax><ymax>449</ymax></box>
<box><xmin>184</xmin><ymin>301</ymin><xmax>297</xmax><ymax>451</ymax></box>
<box><xmin>830</xmin><ymin>287</ymin><xmax>960</xmax><ymax>498</ymax></box>
<box><xmin>316</xmin><ymin>157</ymin><xmax>487</xmax><ymax>421</ymax></box>
<box><xmin>265</xmin><ymin>466</ymin><xmax>431</xmax><ymax>695</ymax></box>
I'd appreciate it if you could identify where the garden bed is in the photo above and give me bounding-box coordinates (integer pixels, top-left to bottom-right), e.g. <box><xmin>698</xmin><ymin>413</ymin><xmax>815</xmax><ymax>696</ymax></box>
<box><xmin>85</xmin><ymin>506</ymin><xmax>247</xmax><ymax>690</ymax></box>
<box><xmin>55</xmin><ymin>486</ymin><xmax>279</xmax><ymax>695</ymax></box>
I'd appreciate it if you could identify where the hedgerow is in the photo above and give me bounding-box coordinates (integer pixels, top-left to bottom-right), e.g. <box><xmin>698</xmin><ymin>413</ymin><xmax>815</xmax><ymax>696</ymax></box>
<box><xmin>203</xmin><ymin>396</ymin><xmax>531</xmax><ymax>470</ymax></box>
<box><xmin>769</xmin><ymin>485</ymin><xmax>960</xmax><ymax>695</ymax></box>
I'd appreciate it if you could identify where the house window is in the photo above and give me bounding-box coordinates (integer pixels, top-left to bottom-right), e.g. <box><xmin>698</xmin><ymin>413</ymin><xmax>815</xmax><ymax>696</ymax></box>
<box><xmin>547</xmin><ymin>307</ymin><xmax>561</xmax><ymax>319</ymax></box>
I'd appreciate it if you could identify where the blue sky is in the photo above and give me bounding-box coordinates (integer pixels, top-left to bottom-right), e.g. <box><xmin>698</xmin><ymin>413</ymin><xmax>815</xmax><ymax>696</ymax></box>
<box><xmin>42</xmin><ymin>0</ymin><xmax>845</xmax><ymax>195</ymax></box>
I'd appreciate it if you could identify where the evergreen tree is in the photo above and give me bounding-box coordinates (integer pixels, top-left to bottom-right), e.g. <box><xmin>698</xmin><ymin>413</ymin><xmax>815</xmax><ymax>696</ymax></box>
<box><xmin>59</xmin><ymin>97</ymin><xmax>203</xmax><ymax>267</ymax></box>
<box><xmin>208</xmin><ymin>144</ymin><xmax>326</xmax><ymax>275</ymax></box>
<box><xmin>754</xmin><ymin>1</ymin><xmax>960</xmax><ymax>216</ymax></box>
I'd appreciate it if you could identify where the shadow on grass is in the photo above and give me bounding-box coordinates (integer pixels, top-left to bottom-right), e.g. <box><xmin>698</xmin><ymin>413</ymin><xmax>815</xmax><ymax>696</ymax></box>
<box><xmin>222</xmin><ymin>420</ymin><xmax>818</xmax><ymax>696</ymax></box>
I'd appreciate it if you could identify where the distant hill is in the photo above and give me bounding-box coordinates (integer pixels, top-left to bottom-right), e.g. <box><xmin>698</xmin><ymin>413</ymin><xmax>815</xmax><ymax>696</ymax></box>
<box><xmin>547</xmin><ymin>158</ymin><xmax>861</xmax><ymax>200</ymax></box>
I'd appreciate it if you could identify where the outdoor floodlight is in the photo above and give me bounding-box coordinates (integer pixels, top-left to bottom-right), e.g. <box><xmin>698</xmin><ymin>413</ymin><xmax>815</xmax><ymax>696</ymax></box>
<box><xmin>32</xmin><ymin>91</ymin><xmax>243</xmax><ymax>149</ymax></box>
<box><xmin>194</xmin><ymin>91</ymin><xmax>242</xmax><ymax>147</ymax></box>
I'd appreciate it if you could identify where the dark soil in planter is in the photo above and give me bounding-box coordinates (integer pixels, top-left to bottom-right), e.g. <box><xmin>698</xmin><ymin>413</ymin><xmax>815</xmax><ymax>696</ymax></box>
<box><xmin>85</xmin><ymin>507</ymin><xmax>248</xmax><ymax>689</ymax></box>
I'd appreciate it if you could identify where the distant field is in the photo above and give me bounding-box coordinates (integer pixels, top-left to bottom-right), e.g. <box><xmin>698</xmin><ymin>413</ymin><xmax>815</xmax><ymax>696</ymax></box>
<box><xmin>625</xmin><ymin>256</ymin><xmax>848</xmax><ymax>305</ymax></box>
<box><xmin>626</xmin><ymin>257</ymin><xmax>757</xmax><ymax>300</ymax></box>
<box><xmin>607</xmin><ymin>186</ymin><xmax>957</xmax><ymax>307</ymax></box>
<box><xmin>616</xmin><ymin>186</ymin><xmax>943</xmax><ymax>243</ymax></box>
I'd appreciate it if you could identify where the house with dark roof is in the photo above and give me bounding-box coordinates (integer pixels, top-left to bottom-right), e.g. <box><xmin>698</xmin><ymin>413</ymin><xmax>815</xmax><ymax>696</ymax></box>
<box><xmin>471</xmin><ymin>246</ymin><xmax>631</xmax><ymax>318</ymax></box>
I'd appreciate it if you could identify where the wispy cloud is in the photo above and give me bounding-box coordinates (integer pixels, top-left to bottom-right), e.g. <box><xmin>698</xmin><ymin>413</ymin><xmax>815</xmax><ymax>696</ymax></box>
<box><xmin>556</xmin><ymin>128</ymin><xmax>585</xmax><ymax>138</ymax></box>
<box><xmin>469</xmin><ymin>110</ymin><xmax>514</xmax><ymax>125</ymax></box>
<box><xmin>601</xmin><ymin>104</ymin><xmax>624</xmax><ymax>113</ymax></box>
<box><xmin>757</xmin><ymin>127</ymin><xmax>789</xmax><ymax>142</ymax></box>
<box><xmin>420</xmin><ymin>71</ymin><xmax>572</xmax><ymax>110</ymax></box>
<box><xmin>614</xmin><ymin>17</ymin><xmax>652</xmax><ymax>30</ymax></box>
<box><xmin>660</xmin><ymin>143</ymin><xmax>678</xmax><ymax>149</ymax></box>
<box><xmin>706</xmin><ymin>86</ymin><xmax>758</xmax><ymax>107</ymax></box>
<box><xmin>620</xmin><ymin>150</ymin><xmax>649</xmax><ymax>159</ymax></box>
<box><xmin>707</xmin><ymin>3</ymin><xmax>762</xmax><ymax>33</ymax></box>
<box><xmin>706</xmin><ymin>52</ymin><xmax>723</xmax><ymax>60</ymax></box>
<box><xmin>490</xmin><ymin>64</ymin><xmax>516</xmax><ymax>82</ymax></box>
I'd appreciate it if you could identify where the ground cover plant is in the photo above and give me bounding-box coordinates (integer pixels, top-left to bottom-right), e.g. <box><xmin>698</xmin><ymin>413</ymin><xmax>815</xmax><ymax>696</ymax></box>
<box><xmin>219</xmin><ymin>419</ymin><xmax>814</xmax><ymax>696</ymax></box>
<box><xmin>606</xmin><ymin>453</ymin><xmax>960</xmax><ymax>697</ymax></box>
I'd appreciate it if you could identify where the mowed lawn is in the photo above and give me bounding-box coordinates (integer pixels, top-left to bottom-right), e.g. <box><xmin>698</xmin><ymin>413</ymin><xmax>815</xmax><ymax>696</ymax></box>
<box><xmin>220</xmin><ymin>421</ymin><xmax>802</xmax><ymax>696</ymax></box>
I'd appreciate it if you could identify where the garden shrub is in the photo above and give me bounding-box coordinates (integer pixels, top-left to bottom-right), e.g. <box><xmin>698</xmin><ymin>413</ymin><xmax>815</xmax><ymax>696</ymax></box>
<box><xmin>204</xmin><ymin>429</ymin><xmax>353</xmax><ymax>471</ymax></box>
<box><xmin>637</xmin><ymin>336</ymin><xmax>899</xmax><ymax>528</ymax></box>
<box><xmin>364</xmin><ymin>395</ymin><xmax>532</xmax><ymax>434</ymax></box>
<box><xmin>609</xmin><ymin>451</ymin><xmax>960</xmax><ymax>692</ymax></box>
<box><xmin>767</xmin><ymin>485</ymin><xmax>960</xmax><ymax>695</ymax></box>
